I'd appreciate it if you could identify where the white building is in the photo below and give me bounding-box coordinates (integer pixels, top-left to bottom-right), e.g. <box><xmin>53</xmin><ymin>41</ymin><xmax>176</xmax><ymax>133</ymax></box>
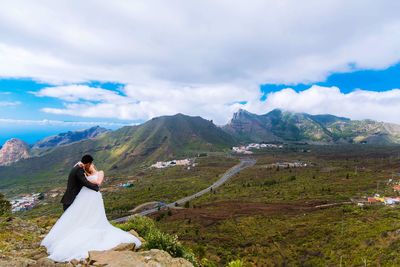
<box><xmin>151</xmin><ymin>158</ymin><xmax>193</xmax><ymax>169</ymax></box>
<box><xmin>232</xmin><ymin>143</ymin><xmax>283</xmax><ymax>154</ymax></box>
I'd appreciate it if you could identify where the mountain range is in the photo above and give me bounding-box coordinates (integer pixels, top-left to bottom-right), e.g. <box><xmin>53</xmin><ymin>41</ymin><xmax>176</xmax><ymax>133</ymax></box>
<box><xmin>0</xmin><ymin>126</ymin><xmax>109</xmax><ymax>166</ymax></box>
<box><xmin>0</xmin><ymin>114</ymin><xmax>235</xmax><ymax>190</ymax></box>
<box><xmin>224</xmin><ymin>109</ymin><xmax>400</xmax><ymax>144</ymax></box>
<box><xmin>1</xmin><ymin>109</ymin><xmax>400</xmax><ymax>187</ymax></box>
<box><xmin>32</xmin><ymin>125</ymin><xmax>109</xmax><ymax>150</ymax></box>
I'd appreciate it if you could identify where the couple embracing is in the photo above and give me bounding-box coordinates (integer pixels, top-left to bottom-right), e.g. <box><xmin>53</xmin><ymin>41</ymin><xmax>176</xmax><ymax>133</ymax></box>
<box><xmin>41</xmin><ymin>155</ymin><xmax>141</xmax><ymax>262</ymax></box>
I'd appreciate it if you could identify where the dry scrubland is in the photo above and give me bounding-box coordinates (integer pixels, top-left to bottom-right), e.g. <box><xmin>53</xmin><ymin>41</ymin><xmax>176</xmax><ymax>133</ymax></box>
<box><xmin>154</xmin><ymin>145</ymin><xmax>400</xmax><ymax>266</ymax></box>
<box><xmin>4</xmin><ymin>145</ymin><xmax>400</xmax><ymax>266</ymax></box>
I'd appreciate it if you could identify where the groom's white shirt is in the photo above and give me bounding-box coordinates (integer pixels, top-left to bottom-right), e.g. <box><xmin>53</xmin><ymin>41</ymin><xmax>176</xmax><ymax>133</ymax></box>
<box><xmin>74</xmin><ymin>161</ymin><xmax>83</xmax><ymax>167</ymax></box>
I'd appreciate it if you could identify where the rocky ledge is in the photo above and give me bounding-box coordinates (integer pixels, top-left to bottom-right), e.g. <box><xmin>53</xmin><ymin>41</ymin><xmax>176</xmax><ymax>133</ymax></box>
<box><xmin>88</xmin><ymin>248</ymin><xmax>193</xmax><ymax>267</ymax></box>
<box><xmin>0</xmin><ymin>219</ymin><xmax>193</xmax><ymax>267</ymax></box>
<box><xmin>1</xmin><ymin>248</ymin><xmax>192</xmax><ymax>267</ymax></box>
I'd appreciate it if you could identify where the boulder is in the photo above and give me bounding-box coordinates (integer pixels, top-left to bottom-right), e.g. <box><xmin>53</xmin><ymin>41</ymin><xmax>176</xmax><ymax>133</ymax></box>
<box><xmin>70</xmin><ymin>259</ymin><xmax>79</xmax><ymax>265</ymax></box>
<box><xmin>111</xmin><ymin>242</ymin><xmax>135</xmax><ymax>251</ymax></box>
<box><xmin>55</xmin><ymin>263</ymin><xmax>74</xmax><ymax>267</ymax></box>
<box><xmin>88</xmin><ymin>249</ymin><xmax>193</xmax><ymax>267</ymax></box>
<box><xmin>129</xmin><ymin>229</ymin><xmax>140</xmax><ymax>238</ymax></box>
<box><xmin>0</xmin><ymin>258</ymin><xmax>35</xmax><ymax>267</ymax></box>
<box><xmin>35</xmin><ymin>257</ymin><xmax>56</xmax><ymax>267</ymax></box>
<box><xmin>31</xmin><ymin>252</ymin><xmax>48</xmax><ymax>260</ymax></box>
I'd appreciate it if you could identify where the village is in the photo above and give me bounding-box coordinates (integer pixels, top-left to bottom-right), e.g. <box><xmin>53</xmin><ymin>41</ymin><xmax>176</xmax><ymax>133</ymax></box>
<box><xmin>354</xmin><ymin>178</ymin><xmax>400</xmax><ymax>206</ymax></box>
<box><xmin>150</xmin><ymin>158</ymin><xmax>196</xmax><ymax>169</ymax></box>
<box><xmin>10</xmin><ymin>192</ymin><xmax>43</xmax><ymax>213</ymax></box>
<box><xmin>263</xmin><ymin>161</ymin><xmax>309</xmax><ymax>169</ymax></box>
<box><xmin>232</xmin><ymin>143</ymin><xmax>283</xmax><ymax>154</ymax></box>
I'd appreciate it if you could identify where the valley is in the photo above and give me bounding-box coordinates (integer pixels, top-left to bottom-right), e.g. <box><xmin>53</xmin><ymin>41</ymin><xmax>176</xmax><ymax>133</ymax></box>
<box><xmin>2</xmin><ymin>112</ymin><xmax>400</xmax><ymax>266</ymax></box>
<box><xmin>153</xmin><ymin>144</ymin><xmax>400</xmax><ymax>266</ymax></box>
<box><xmin>6</xmin><ymin>143</ymin><xmax>400</xmax><ymax>266</ymax></box>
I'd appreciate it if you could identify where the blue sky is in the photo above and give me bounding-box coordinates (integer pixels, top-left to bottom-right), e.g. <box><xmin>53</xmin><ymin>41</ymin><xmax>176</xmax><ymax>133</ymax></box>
<box><xmin>261</xmin><ymin>63</ymin><xmax>400</xmax><ymax>95</ymax></box>
<box><xmin>0</xmin><ymin>80</ymin><xmax>133</xmax><ymax>144</ymax></box>
<box><xmin>1</xmin><ymin>1</ymin><xmax>400</xmax><ymax>144</ymax></box>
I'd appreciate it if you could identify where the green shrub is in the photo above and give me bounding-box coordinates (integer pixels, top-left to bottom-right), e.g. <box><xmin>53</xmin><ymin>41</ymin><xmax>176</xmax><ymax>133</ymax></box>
<box><xmin>117</xmin><ymin>215</ymin><xmax>156</xmax><ymax>236</ymax></box>
<box><xmin>263</xmin><ymin>179</ymin><xmax>277</xmax><ymax>186</ymax></box>
<box><xmin>145</xmin><ymin>230</ymin><xmax>182</xmax><ymax>256</ymax></box>
<box><xmin>0</xmin><ymin>193</ymin><xmax>11</xmax><ymax>217</ymax></box>
<box><xmin>116</xmin><ymin>215</ymin><xmax>198</xmax><ymax>266</ymax></box>
<box><xmin>144</xmin><ymin>227</ymin><xmax>197</xmax><ymax>265</ymax></box>
<box><xmin>201</xmin><ymin>258</ymin><xmax>217</xmax><ymax>267</ymax></box>
<box><xmin>226</xmin><ymin>259</ymin><xmax>244</xmax><ymax>267</ymax></box>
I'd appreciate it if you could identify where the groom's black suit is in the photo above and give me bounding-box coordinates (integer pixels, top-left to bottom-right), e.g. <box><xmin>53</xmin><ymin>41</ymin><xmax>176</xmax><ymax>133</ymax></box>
<box><xmin>60</xmin><ymin>165</ymin><xmax>99</xmax><ymax>211</ymax></box>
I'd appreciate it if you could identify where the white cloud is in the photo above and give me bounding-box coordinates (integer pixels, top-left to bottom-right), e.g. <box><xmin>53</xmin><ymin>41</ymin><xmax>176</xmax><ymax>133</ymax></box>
<box><xmin>36</xmin><ymin>83</ymin><xmax>259</xmax><ymax>124</ymax></box>
<box><xmin>0</xmin><ymin>101</ymin><xmax>20</xmax><ymax>107</ymax></box>
<box><xmin>0</xmin><ymin>1</ymin><xmax>399</xmax><ymax>85</ymax></box>
<box><xmin>2</xmin><ymin>1</ymin><xmax>400</xmax><ymax>124</ymax></box>
<box><xmin>35</xmin><ymin>84</ymin><xmax>400</xmax><ymax>125</ymax></box>
<box><xmin>261</xmin><ymin>85</ymin><xmax>400</xmax><ymax>124</ymax></box>
<box><xmin>32</xmin><ymin>85</ymin><xmax>129</xmax><ymax>103</ymax></box>
<box><xmin>0</xmin><ymin>118</ymin><xmax>132</xmax><ymax>127</ymax></box>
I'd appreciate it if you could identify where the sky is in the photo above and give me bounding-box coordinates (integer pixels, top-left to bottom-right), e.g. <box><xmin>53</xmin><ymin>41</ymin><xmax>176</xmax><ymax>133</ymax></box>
<box><xmin>1</xmin><ymin>0</ymin><xmax>400</xmax><ymax>144</ymax></box>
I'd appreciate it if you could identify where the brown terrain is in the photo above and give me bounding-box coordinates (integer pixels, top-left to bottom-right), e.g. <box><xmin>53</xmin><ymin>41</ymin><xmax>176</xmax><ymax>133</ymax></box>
<box><xmin>153</xmin><ymin>200</ymin><xmax>330</xmax><ymax>227</ymax></box>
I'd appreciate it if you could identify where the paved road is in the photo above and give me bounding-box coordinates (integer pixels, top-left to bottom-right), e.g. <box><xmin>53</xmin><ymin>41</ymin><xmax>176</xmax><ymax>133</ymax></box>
<box><xmin>112</xmin><ymin>157</ymin><xmax>256</xmax><ymax>223</ymax></box>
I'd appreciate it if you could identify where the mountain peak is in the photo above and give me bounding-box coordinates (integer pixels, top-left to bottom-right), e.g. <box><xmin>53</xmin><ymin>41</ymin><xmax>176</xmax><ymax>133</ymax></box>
<box><xmin>0</xmin><ymin>138</ymin><xmax>30</xmax><ymax>166</ymax></box>
<box><xmin>237</xmin><ymin>108</ymin><xmax>252</xmax><ymax>114</ymax></box>
<box><xmin>232</xmin><ymin>108</ymin><xmax>256</xmax><ymax>120</ymax></box>
<box><xmin>3</xmin><ymin>138</ymin><xmax>28</xmax><ymax>146</ymax></box>
<box><xmin>264</xmin><ymin>108</ymin><xmax>284</xmax><ymax>117</ymax></box>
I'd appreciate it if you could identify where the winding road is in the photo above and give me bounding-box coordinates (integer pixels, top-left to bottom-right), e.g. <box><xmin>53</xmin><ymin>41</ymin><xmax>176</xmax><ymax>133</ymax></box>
<box><xmin>112</xmin><ymin>157</ymin><xmax>256</xmax><ymax>223</ymax></box>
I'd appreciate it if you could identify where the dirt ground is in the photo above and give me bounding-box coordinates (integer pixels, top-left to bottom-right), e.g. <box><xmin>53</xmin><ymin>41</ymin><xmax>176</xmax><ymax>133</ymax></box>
<box><xmin>154</xmin><ymin>200</ymin><xmax>328</xmax><ymax>226</ymax></box>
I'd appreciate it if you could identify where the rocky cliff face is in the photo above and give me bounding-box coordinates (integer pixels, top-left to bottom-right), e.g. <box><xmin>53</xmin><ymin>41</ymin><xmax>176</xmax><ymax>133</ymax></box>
<box><xmin>33</xmin><ymin>126</ymin><xmax>109</xmax><ymax>150</ymax></box>
<box><xmin>0</xmin><ymin>138</ymin><xmax>30</xmax><ymax>166</ymax></box>
<box><xmin>223</xmin><ymin>109</ymin><xmax>281</xmax><ymax>142</ymax></box>
<box><xmin>223</xmin><ymin>109</ymin><xmax>400</xmax><ymax>144</ymax></box>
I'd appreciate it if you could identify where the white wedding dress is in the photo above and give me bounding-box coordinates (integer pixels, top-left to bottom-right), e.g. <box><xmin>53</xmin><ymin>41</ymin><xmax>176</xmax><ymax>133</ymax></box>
<box><xmin>41</xmin><ymin>173</ymin><xmax>141</xmax><ymax>262</ymax></box>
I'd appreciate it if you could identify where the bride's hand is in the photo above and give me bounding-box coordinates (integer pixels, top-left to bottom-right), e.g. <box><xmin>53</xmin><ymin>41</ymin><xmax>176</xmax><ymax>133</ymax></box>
<box><xmin>97</xmin><ymin>171</ymin><xmax>105</xmax><ymax>185</ymax></box>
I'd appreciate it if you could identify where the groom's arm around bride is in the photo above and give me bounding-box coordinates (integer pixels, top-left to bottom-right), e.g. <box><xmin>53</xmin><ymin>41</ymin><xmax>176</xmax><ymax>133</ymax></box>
<box><xmin>60</xmin><ymin>155</ymin><xmax>100</xmax><ymax>211</ymax></box>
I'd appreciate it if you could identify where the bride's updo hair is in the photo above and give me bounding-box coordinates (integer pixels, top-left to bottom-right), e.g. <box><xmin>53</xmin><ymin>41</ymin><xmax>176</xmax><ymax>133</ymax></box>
<box><xmin>81</xmin><ymin>154</ymin><xmax>94</xmax><ymax>164</ymax></box>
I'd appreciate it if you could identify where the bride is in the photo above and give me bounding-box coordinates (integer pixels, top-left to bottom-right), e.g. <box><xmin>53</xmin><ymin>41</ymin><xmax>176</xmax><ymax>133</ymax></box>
<box><xmin>41</xmin><ymin>163</ymin><xmax>141</xmax><ymax>262</ymax></box>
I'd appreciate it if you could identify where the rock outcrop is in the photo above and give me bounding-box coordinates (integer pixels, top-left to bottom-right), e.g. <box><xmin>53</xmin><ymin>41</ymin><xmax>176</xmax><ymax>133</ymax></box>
<box><xmin>0</xmin><ymin>217</ymin><xmax>193</xmax><ymax>267</ymax></box>
<box><xmin>0</xmin><ymin>138</ymin><xmax>30</xmax><ymax>166</ymax></box>
<box><xmin>88</xmin><ymin>249</ymin><xmax>193</xmax><ymax>267</ymax></box>
<box><xmin>223</xmin><ymin>108</ymin><xmax>400</xmax><ymax>144</ymax></box>
<box><xmin>1</xmin><ymin>240</ymin><xmax>193</xmax><ymax>267</ymax></box>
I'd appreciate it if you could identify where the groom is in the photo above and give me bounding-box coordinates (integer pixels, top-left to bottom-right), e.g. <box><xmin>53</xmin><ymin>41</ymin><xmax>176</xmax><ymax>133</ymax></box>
<box><xmin>60</xmin><ymin>154</ymin><xmax>100</xmax><ymax>211</ymax></box>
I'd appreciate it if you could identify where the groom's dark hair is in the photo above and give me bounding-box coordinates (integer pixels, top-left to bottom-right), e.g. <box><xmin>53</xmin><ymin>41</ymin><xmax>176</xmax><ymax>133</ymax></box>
<box><xmin>81</xmin><ymin>154</ymin><xmax>94</xmax><ymax>164</ymax></box>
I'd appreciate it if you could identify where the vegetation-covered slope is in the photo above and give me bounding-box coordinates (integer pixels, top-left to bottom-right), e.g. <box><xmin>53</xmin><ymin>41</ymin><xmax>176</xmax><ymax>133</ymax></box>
<box><xmin>224</xmin><ymin>109</ymin><xmax>400</xmax><ymax>144</ymax></box>
<box><xmin>32</xmin><ymin>125</ymin><xmax>109</xmax><ymax>151</ymax></box>
<box><xmin>0</xmin><ymin>114</ymin><xmax>236</xmax><ymax>194</ymax></box>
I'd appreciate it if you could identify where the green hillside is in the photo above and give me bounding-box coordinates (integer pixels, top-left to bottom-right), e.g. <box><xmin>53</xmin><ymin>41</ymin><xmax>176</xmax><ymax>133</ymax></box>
<box><xmin>0</xmin><ymin>114</ymin><xmax>236</xmax><ymax>194</ymax></box>
<box><xmin>224</xmin><ymin>109</ymin><xmax>400</xmax><ymax>144</ymax></box>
